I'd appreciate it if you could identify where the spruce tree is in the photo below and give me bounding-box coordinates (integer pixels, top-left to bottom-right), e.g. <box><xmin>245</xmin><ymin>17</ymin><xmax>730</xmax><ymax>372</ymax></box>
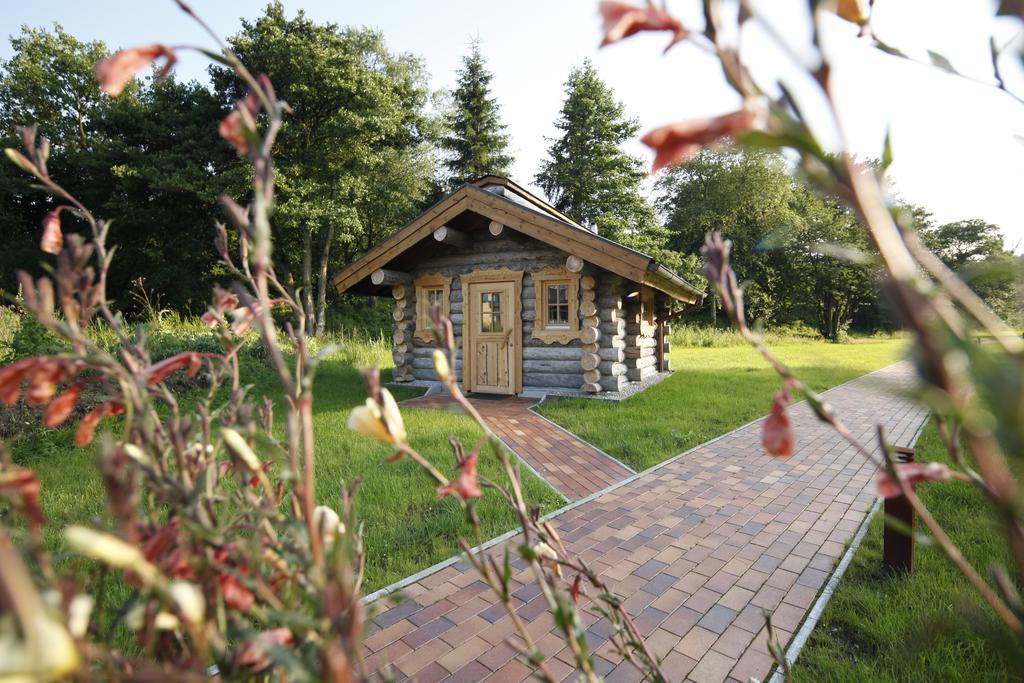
<box><xmin>536</xmin><ymin>61</ymin><xmax>693</xmax><ymax>279</ymax></box>
<box><xmin>443</xmin><ymin>41</ymin><xmax>513</xmax><ymax>186</ymax></box>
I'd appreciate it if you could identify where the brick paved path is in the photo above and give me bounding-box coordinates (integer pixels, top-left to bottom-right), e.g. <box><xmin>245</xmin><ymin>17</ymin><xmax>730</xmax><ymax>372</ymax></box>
<box><xmin>370</xmin><ymin>364</ymin><xmax>928</xmax><ymax>682</ymax></box>
<box><xmin>400</xmin><ymin>394</ymin><xmax>634</xmax><ymax>500</ymax></box>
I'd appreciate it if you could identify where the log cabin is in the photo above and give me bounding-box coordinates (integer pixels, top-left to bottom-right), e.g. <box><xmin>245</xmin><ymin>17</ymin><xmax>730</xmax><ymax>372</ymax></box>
<box><xmin>331</xmin><ymin>176</ymin><xmax>703</xmax><ymax>396</ymax></box>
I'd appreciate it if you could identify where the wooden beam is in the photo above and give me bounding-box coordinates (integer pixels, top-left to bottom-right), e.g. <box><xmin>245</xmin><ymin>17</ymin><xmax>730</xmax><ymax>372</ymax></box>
<box><xmin>433</xmin><ymin>225</ymin><xmax>471</xmax><ymax>248</ymax></box>
<box><xmin>465</xmin><ymin>195</ymin><xmax>649</xmax><ymax>283</ymax></box>
<box><xmin>566</xmin><ymin>255</ymin><xmax>584</xmax><ymax>273</ymax></box>
<box><xmin>331</xmin><ymin>191</ymin><xmax>470</xmax><ymax>293</ymax></box>
<box><xmin>371</xmin><ymin>268</ymin><xmax>412</xmax><ymax>286</ymax></box>
<box><xmin>488</xmin><ymin>220</ymin><xmax>504</xmax><ymax>237</ymax></box>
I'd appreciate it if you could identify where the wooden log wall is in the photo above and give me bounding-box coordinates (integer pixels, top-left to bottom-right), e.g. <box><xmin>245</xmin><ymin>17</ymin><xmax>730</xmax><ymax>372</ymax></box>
<box><xmin>522</xmin><ymin>271</ymin><xmax>583</xmax><ymax>389</ymax></box>
<box><xmin>403</xmin><ymin>231</ymin><xmax>583</xmax><ymax>389</ymax></box>
<box><xmin>391</xmin><ymin>285</ymin><xmax>416</xmax><ymax>382</ymax></box>
<box><xmin>622</xmin><ymin>290</ymin><xmax>659</xmax><ymax>382</ymax></box>
<box><xmin>595</xmin><ymin>276</ymin><xmax>627</xmax><ymax>393</ymax></box>
<box><xmin>578</xmin><ymin>272</ymin><xmax>601</xmax><ymax>393</ymax></box>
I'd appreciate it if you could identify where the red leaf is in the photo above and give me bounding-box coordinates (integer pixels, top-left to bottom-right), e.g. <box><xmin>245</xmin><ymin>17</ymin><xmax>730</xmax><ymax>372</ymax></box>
<box><xmin>95</xmin><ymin>45</ymin><xmax>177</xmax><ymax>97</ymax></box>
<box><xmin>41</xmin><ymin>208</ymin><xmax>64</xmax><ymax>254</ymax></box>
<box><xmin>762</xmin><ymin>388</ymin><xmax>794</xmax><ymax>457</ymax></box>
<box><xmin>235</xmin><ymin>628</ymin><xmax>294</xmax><ymax>672</ymax></box>
<box><xmin>641</xmin><ymin>104</ymin><xmax>765</xmax><ymax>173</ymax></box>
<box><xmin>43</xmin><ymin>382</ymin><xmax>84</xmax><ymax>427</ymax></box>
<box><xmin>599</xmin><ymin>1</ymin><xmax>687</xmax><ymax>51</ymax></box>
<box><xmin>0</xmin><ymin>467</ymin><xmax>44</xmax><ymax>531</ymax></box>
<box><xmin>218</xmin><ymin>110</ymin><xmax>249</xmax><ymax>156</ymax></box>
<box><xmin>876</xmin><ymin>462</ymin><xmax>954</xmax><ymax>499</ymax></box>
<box><xmin>146</xmin><ymin>352</ymin><xmax>207</xmax><ymax>385</ymax></box>
<box><xmin>75</xmin><ymin>401</ymin><xmax>124</xmax><ymax>447</ymax></box>
<box><xmin>437</xmin><ymin>452</ymin><xmax>483</xmax><ymax>501</ymax></box>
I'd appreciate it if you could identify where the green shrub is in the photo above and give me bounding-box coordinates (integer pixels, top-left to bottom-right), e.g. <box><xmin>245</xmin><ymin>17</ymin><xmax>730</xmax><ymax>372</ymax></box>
<box><xmin>310</xmin><ymin>329</ymin><xmax>393</xmax><ymax>369</ymax></box>
<box><xmin>9</xmin><ymin>314</ymin><xmax>69</xmax><ymax>359</ymax></box>
<box><xmin>0</xmin><ymin>307</ymin><xmax>21</xmax><ymax>362</ymax></box>
<box><xmin>669</xmin><ymin>322</ymin><xmax>823</xmax><ymax>348</ymax></box>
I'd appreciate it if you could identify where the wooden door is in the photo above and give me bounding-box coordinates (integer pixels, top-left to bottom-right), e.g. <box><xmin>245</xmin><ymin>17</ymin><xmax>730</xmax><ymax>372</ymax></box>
<box><xmin>466</xmin><ymin>281</ymin><xmax>517</xmax><ymax>395</ymax></box>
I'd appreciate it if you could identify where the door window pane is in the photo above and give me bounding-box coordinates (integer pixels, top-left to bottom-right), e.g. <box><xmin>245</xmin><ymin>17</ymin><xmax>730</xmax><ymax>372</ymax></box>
<box><xmin>480</xmin><ymin>291</ymin><xmax>503</xmax><ymax>332</ymax></box>
<box><xmin>546</xmin><ymin>283</ymin><xmax>570</xmax><ymax>328</ymax></box>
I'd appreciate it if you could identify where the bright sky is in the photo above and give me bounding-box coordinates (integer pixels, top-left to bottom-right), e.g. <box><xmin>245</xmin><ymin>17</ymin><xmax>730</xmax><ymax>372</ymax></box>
<box><xmin>4</xmin><ymin>0</ymin><xmax>1023</xmax><ymax>250</ymax></box>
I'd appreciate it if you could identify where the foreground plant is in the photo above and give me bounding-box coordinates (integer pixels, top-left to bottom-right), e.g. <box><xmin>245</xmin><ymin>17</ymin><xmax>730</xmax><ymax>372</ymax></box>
<box><xmin>349</xmin><ymin>307</ymin><xmax>669</xmax><ymax>682</ymax></box>
<box><xmin>596</xmin><ymin>0</ymin><xmax>1024</xmax><ymax>657</ymax></box>
<box><xmin>0</xmin><ymin>4</ymin><xmax>365</xmax><ymax>679</ymax></box>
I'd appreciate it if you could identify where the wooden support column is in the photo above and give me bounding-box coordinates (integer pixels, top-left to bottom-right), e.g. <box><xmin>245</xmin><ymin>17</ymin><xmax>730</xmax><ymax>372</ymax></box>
<box><xmin>656</xmin><ymin>319</ymin><xmax>665</xmax><ymax>372</ymax></box>
<box><xmin>656</xmin><ymin>298</ymin><xmax>670</xmax><ymax>373</ymax></box>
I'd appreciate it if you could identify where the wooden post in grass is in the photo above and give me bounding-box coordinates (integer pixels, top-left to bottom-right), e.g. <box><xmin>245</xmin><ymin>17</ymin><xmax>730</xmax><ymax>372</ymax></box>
<box><xmin>883</xmin><ymin>446</ymin><xmax>916</xmax><ymax>573</ymax></box>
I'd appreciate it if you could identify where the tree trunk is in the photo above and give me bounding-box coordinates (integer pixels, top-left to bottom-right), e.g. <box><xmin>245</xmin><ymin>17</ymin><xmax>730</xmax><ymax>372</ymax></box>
<box><xmin>303</xmin><ymin>225</ymin><xmax>314</xmax><ymax>336</ymax></box>
<box><xmin>315</xmin><ymin>223</ymin><xmax>335</xmax><ymax>336</ymax></box>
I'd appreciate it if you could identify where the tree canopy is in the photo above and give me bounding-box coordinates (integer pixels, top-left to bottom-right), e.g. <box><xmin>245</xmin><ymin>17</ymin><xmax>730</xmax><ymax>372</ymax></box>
<box><xmin>211</xmin><ymin>2</ymin><xmax>439</xmax><ymax>332</ymax></box>
<box><xmin>1</xmin><ymin>15</ymin><xmax>1015</xmax><ymax>337</ymax></box>
<box><xmin>915</xmin><ymin>214</ymin><xmax>1022</xmax><ymax>325</ymax></box>
<box><xmin>656</xmin><ymin>149</ymin><xmax>880</xmax><ymax>338</ymax></box>
<box><xmin>0</xmin><ymin>24</ymin><xmax>234</xmax><ymax>311</ymax></box>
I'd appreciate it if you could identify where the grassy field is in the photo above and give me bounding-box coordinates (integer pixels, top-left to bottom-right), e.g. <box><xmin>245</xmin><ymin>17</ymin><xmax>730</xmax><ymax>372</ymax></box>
<box><xmin>3</xmin><ymin>315</ymin><xmax>905</xmax><ymax>593</ymax></box>
<box><xmin>9</xmin><ymin>345</ymin><xmax>564</xmax><ymax>593</ymax></box>
<box><xmin>790</xmin><ymin>420</ymin><xmax>1017</xmax><ymax>682</ymax></box>
<box><xmin>537</xmin><ymin>338</ymin><xmax>908</xmax><ymax>472</ymax></box>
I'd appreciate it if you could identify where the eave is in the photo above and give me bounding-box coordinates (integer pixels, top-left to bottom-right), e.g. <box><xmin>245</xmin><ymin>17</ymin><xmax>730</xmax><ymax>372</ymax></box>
<box><xmin>331</xmin><ymin>180</ymin><xmax>704</xmax><ymax>305</ymax></box>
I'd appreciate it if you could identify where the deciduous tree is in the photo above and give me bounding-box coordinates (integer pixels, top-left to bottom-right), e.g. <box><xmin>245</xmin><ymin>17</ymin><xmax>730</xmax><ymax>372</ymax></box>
<box><xmin>211</xmin><ymin>2</ymin><xmax>439</xmax><ymax>334</ymax></box>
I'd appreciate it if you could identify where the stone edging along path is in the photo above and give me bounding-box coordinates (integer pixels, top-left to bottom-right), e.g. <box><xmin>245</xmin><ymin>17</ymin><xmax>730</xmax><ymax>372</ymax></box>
<box><xmin>365</xmin><ymin>363</ymin><xmax>928</xmax><ymax>682</ymax></box>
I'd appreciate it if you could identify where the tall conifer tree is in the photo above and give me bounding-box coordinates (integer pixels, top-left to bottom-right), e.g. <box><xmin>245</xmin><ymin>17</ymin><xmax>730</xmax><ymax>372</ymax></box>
<box><xmin>536</xmin><ymin>61</ymin><xmax>692</xmax><ymax>279</ymax></box>
<box><xmin>443</xmin><ymin>41</ymin><xmax>513</xmax><ymax>186</ymax></box>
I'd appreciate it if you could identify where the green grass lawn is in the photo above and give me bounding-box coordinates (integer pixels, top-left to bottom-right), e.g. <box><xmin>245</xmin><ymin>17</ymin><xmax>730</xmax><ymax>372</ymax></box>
<box><xmin>537</xmin><ymin>338</ymin><xmax>907</xmax><ymax>472</ymax></box>
<box><xmin>11</xmin><ymin>358</ymin><xmax>563</xmax><ymax>593</ymax></box>
<box><xmin>790</xmin><ymin>420</ymin><xmax>1019</xmax><ymax>682</ymax></box>
<box><xmin>8</xmin><ymin>333</ymin><xmax>905</xmax><ymax>594</ymax></box>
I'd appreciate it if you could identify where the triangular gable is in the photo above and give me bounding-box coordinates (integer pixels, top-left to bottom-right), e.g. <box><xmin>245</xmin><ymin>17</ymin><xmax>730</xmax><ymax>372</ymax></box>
<box><xmin>331</xmin><ymin>181</ymin><xmax>702</xmax><ymax>304</ymax></box>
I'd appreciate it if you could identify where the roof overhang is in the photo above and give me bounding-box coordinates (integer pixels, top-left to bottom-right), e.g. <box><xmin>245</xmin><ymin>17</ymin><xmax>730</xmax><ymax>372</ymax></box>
<box><xmin>331</xmin><ymin>179</ymin><xmax>704</xmax><ymax>304</ymax></box>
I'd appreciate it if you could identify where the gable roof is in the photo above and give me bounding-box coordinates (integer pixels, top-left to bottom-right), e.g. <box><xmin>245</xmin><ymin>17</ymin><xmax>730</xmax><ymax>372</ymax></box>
<box><xmin>331</xmin><ymin>176</ymin><xmax>703</xmax><ymax>304</ymax></box>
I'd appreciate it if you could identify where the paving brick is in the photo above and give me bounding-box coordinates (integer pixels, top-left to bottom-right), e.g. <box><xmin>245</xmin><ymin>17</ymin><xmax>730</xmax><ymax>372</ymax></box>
<box><xmin>675</xmin><ymin>625</ymin><xmax>718</xmax><ymax>660</ymax></box>
<box><xmin>663</xmin><ymin>605</ymin><xmax>702</xmax><ymax>637</ymax></box>
<box><xmin>660</xmin><ymin>650</ymin><xmax>698</xmax><ymax>682</ymax></box>
<box><xmin>448</xmin><ymin>659</ymin><xmax>492</xmax><ymax>682</ymax></box>
<box><xmin>438</xmin><ymin>635</ymin><xmax>490</xmax><ymax>673</ymax></box>
<box><xmin>364</xmin><ymin>364</ymin><xmax>928</xmax><ymax>682</ymax></box>
<box><xmin>696</xmin><ymin>604</ymin><xmax>737</xmax><ymax>634</ymax></box>
<box><xmin>689</xmin><ymin>649</ymin><xmax>737</xmax><ymax>683</ymax></box>
<box><xmin>711</xmin><ymin>625</ymin><xmax>755</xmax><ymax>658</ymax></box>
<box><xmin>401</xmin><ymin>616</ymin><xmax>455</xmax><ymax>648</ymax></box>
<box><xmin>486</xmin><ymin>657</ymin><xmax>532</xmax><ymax>682</ymax></box>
